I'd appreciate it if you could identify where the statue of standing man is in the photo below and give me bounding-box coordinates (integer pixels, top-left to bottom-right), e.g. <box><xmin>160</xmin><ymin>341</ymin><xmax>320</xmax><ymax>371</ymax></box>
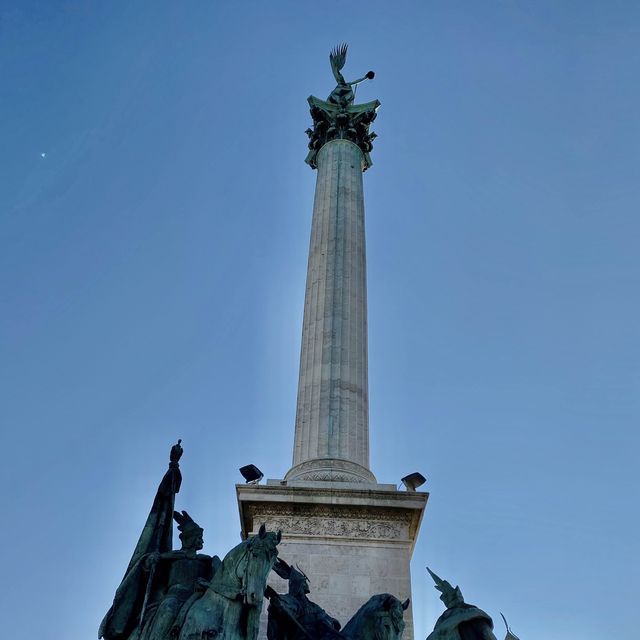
<box><xmin>99</xmin><ymin>442</ymin><xmax>219</xmax><ymax>640</ymax></box>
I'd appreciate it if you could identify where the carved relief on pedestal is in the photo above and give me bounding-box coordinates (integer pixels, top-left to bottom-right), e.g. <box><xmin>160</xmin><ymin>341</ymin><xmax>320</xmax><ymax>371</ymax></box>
<box><xmin>247</xmin><ymin>504</ymin><xmax>412</xmax><ymax>542</ymax></box>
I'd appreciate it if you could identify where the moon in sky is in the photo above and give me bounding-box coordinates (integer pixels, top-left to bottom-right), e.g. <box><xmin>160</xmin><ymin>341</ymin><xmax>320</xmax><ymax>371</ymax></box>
<box><xmin>41</xmin><ymin>152</ymin><xmax>46</xmax><ymax>158</ymax></box>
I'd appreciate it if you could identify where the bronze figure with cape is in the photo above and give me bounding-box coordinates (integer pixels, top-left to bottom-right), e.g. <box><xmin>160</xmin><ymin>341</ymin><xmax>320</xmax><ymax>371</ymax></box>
<box><xmin>99</xmin><ymin>442</ymin><xmax>219</xmax><ymax>640</ymax></box>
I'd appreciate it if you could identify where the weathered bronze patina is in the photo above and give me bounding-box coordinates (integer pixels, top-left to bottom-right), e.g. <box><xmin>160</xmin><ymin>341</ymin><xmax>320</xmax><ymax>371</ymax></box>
<box><xmin>99</xmin><ymin>444</ymin><xmax>281</xmax><ymax>640</ymax></box>
<box><xmin>305</xmin><ymin>44</ymin><xmax>380</xmax><ymax>170</ymax></box>
<box><xmin>266</xmin><ymin>558</ymin><xmax>409</xmax><ymax>640</ymax></box>
<box><xmin>426</xmin><ymin>568</ymin><xmax>498</xmax><ymax>640</ymax></box>
<box><xmin>267</xmin><ymin>559</ymin><xmax>342</xmax><ymax>640</ymax></box>
<box><xmin>99</xmin><ymin>442</ymin><xmax>219</xmax><ymax>640</ymax></box>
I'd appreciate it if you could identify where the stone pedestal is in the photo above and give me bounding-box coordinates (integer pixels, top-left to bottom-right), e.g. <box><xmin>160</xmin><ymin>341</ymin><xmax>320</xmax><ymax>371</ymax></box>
<box><xmin>237</xmin><ymin>481</ymin><xmax>427</xmax><ymax>640</ymax></box>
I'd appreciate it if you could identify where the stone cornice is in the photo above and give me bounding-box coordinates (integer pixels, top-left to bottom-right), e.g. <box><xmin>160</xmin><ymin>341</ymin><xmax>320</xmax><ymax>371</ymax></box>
<box><xmin>237</xmin><ymin>483</ymin><xmax>429</xmax><ymax>507</ymax></box>
<box><xmin>236</xmin><ymin>483</ymin><xmax>428</xmax><ymax>553</ymax></box>
<box><xmin>304</xmin><ymin>96</ymin><xmax>380</xmax><ymax>171</ymax></box>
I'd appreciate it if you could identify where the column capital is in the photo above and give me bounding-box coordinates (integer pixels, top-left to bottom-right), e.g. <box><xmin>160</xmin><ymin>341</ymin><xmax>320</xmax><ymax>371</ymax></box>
<box><xmin>304</xmin><ymin>96</ymin><xmax>380</xmax><ymax>171</ymax></box>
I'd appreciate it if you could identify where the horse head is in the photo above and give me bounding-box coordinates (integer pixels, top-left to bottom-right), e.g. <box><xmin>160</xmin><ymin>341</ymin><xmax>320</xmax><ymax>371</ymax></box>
<box><xmin>342</xmin><ymin>593</ymin><xmax>409</xmax><ymax>640</ymax></box>
<box><xmin>237</xmin><ymin>523</ymin><xmax>281</xmax><ymax>606</ymax></box>
<box><xmin>176</xmin><ymin>526</ymin><xmax>280</xmax><ymax>640</ymax></box>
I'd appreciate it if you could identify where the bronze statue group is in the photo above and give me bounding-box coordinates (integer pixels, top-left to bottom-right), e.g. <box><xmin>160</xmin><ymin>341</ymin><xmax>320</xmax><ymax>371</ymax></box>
<box><xmin>100</xmin><ymin>444</ymin><xmax>518</xmax><ymax>640</ymax></box>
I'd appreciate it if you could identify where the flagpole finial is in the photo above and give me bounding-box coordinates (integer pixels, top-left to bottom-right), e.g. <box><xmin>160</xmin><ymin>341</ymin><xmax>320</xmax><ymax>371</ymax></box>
<box><xmin>170</xmin><ymin>439</ymin><xmax>183</xmax><ymax>463</ymax></box>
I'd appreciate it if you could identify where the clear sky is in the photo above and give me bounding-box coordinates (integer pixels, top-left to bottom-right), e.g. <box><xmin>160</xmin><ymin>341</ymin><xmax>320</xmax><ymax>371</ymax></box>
<box><xmin>1</xmin><ymin>2</ymin><xmax>638</xmax><ymax>639</ymax></box>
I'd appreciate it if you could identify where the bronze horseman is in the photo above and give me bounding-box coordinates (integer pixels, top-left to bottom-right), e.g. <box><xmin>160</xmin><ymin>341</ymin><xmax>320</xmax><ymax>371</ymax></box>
<box><xmin>267</xmin><ymin>559</ymin><xmax>342</xmax><ymax>640</ymax></box>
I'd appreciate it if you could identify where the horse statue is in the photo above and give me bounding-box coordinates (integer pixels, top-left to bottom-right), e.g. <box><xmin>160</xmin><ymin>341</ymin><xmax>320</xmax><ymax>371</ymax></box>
<box><xmin>177</xmin><ymin>524</ymin><xmax>281</xmax><ymax>640</ymax></box>
<box><xmin>342</xmin><ymin>594</ymin><xmax>410</xmax><ymax>640</ymax></box>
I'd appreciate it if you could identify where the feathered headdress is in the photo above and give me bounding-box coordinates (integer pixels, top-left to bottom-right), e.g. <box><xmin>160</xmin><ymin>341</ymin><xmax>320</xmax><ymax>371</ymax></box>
<box><xmin>173</xmin><ymin>510</ymin><xmax>202</xmax><ymax>537</ymax></box>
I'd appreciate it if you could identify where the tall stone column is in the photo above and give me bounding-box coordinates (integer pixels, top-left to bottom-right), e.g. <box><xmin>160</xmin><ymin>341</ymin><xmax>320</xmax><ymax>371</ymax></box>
<box><xmin>287</xmin><ymin>138</ymin><xmax>375</xmax><ymax>484</ymax></box>
<box><xmin>237</xmin><ymin>49</ymin><xmax>427</xmax><ymax>640</ymax></box>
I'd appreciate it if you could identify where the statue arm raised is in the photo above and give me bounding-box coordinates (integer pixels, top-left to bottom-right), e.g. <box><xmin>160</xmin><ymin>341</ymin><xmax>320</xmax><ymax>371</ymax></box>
<box><xmin>347</xmin><ymin>71</ymin><xmax>375</xmax><ymax>86</ymax></box>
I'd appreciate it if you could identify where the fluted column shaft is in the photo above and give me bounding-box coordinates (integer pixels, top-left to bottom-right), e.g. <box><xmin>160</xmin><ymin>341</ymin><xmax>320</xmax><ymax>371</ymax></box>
<box><xmin>286</xmin><ymin>139</ymin><xmax>375</xmax><ymax>483</ymax></box>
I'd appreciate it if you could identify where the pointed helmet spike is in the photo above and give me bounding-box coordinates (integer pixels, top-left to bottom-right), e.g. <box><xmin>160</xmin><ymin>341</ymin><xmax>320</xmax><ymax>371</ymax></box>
<box><xmin>427</xmin><ymin>567</ymin><xmax>443</xmax><ymax>586</ymax></box>
<box><xmin>427</xmin><ymin>567</ymin><xmax>463</xmax><ymax>604</ymax></box>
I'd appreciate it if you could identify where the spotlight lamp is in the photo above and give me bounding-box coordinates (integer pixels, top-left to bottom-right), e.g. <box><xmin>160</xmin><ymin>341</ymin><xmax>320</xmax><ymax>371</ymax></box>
<box><xmin>400</xmin><ymin>472</ymin><xmax>426</xmax><ymax>491</ymax></box>
<box><xmin>239</xmin><ymin>464</ymin><xmax>264</xmax><ymax>484</ymax></box>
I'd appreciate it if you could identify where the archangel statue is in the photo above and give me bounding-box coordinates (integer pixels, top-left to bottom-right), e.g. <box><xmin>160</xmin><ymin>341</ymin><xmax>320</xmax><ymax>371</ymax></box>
<box><xmin>326</xmin><ymin>43</ymin><xmax>375</xmax><ymax>107</ymax></box>
<box><xmin>305</xmin><ymin>44</ymin><xmax>380</xmax><ymax>170</ymax></box>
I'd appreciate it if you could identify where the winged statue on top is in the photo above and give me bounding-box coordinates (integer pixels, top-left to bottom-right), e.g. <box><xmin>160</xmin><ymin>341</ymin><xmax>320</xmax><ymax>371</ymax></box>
<box><xmin>326</xmin><ymin>43</ymin><xmax>375</xmax><ymax>107</ymax></box>
<box><xmin>305</xmin><ymin>44</ymin><xmax>380</xmax><ymax>170</ymax></box>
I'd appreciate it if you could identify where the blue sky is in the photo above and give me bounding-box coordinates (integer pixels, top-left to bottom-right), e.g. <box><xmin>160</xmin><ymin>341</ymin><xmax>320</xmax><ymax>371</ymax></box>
<box><xmin>1</xmin><ymin>2</ymin><xmax>639</xmax><ymax>639</ymax></box>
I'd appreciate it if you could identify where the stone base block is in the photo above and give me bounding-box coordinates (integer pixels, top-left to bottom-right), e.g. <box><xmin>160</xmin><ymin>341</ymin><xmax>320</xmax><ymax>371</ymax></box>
<box><xmin>236</xmin><ymin>481</ymin><xmax>427</xmax><ymax>640</ymax></box>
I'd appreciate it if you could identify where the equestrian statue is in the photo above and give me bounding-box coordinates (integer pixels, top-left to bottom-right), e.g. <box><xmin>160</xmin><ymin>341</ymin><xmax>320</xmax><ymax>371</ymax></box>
<box><xmin>99</xmin><ymin>443</ymin><xmax>281</xmax><ymax>640</ymax></box>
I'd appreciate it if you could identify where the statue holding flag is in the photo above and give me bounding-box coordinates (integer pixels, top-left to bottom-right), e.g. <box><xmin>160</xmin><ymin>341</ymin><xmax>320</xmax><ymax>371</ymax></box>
<box><xmin>99</xmin><ymin>441</ymin><xmax>219</xmax><ymax>640</ymax></box>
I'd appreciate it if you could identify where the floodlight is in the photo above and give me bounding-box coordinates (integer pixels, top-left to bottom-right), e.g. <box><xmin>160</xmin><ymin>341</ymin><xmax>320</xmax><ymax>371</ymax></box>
<box><xmin>400</xmin><ymin>472</ymin><xmax>426</xmax><ymax>491</ymax></box>
<box><xmin>239</xmin><ymin>464</ymin><xmax>264</xmax><ymax>484</ymax></box>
